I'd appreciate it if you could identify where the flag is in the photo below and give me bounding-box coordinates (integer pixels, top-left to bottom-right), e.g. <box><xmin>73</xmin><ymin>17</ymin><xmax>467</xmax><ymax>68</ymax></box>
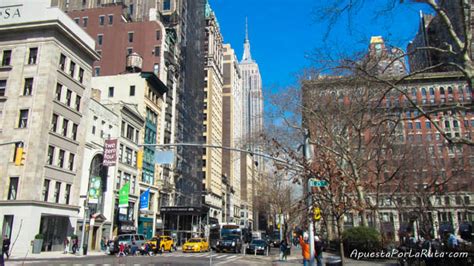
<box><xmin>119</xmin><ymin>182</ymin><xmax>130</xmax><ymax>208</ymax></box>
<box><xmin>140</xmin><ymin>188</ymin><xmax>150</xmax><ymax>211</ymax></box>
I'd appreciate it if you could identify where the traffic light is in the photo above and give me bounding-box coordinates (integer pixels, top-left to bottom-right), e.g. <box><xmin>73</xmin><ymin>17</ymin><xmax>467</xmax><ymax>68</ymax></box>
<box><xmin>313</xmin><ymin>207</ymin><xmax>321</xmax><ymax>221</ymax></box>
<box><xmin>14</xmin><ymin>143</ymin><xmax>25</xmax><ymax>166</ymax></box>
<box><xmin>137</xmin><ymin>150</ymin><xmax>143</xmax><ymax>169</ymax></box>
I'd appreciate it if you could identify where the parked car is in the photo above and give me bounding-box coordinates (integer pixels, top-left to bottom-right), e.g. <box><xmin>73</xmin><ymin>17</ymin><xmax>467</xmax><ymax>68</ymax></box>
<box><xmin>246</xmin><ymin>239</ymin><xmax>269</xmax><ymax>255</ymax></box>
<box><xmin>146</xmin><ymin>235</ymin><xmax>174</xmax><ymax>252</ymax></box>
<box><xmin>215</xmin><ymin>235</ymin><xmax>242</xmax><ymax>253</ymax></box>
<box><xmin>183</xmin><ymin>238</ymin><xmax>209</xmax><ymax>253</ymax></box>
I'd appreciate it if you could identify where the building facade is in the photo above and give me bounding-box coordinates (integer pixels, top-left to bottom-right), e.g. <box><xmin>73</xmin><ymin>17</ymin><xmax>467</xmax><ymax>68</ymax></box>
<box><xmin>367</xmin><ymin>36</ymin><xmax>407</xmax><ymax>76</ymax></box>
<box><xmin>222</xmin><ymin>43</ymin><xmax>243</xmax><ymax>224</ymax></box>
<box><xmin>92</xmin><ymin>71</ymin><xmax>167</xmax><ymax>239</ymax></box>
<box><xmin>0</xmin><ymin>1</ymin><xmax>98</xmax><ymax>255</ymax></box>
<box><xmin>202</xmin><ymin>3</ymin><xmax>224</xmax><ymax>224</ymax></box>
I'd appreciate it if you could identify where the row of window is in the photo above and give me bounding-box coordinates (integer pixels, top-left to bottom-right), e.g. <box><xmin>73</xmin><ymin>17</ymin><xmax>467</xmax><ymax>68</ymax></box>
<box><xmin>56</xmin><ymin>83</ymin><xmax>81</xmax><ymax>112</ymax></box>
<box><xmin>42</xmin><ymin>179</ymin><xmax>72</xmax><ymax>204</ymax></box>
<box><xmin>7</xmin><ymin>176</ymin><xmax>71</xmax><ymax>205</ymax></box>
<box><xmin>118</xmin><ymin>144</ymin><xmax>138</xmax><ymax>167</ymax></box>
<box><xmin>59</xmin><ymin>54</ymin><xmax>85</xmax><ymax>84</ymax></box>
<box><xmin>1</xmin><ymin>47</ymin><xmax>37</xmax><ymax>67</ymax></box>
<box><xmin>47</xmin><ymin>145</ymin><xmax>76</xmax><ymax>171</ymax></box>
<box><xmin>51</xmin><ymin>113</ymin><xmax>78</xmax><ymax>141</ymax></box>
<box><xmin>91</xmin><ymin>115</ymin><xmax>114</xmax><ymax>139</ymax></box>
<box><xmin>121</xmin><ymin>120</ymin><xmax>140</xmax><ymax>143</ymax></box>
<box><xmin>108</xmin><ymin>85</ymin><xmax>136</xmax><ymax>98</ymax></box>
<box><xmin>74</xmin><ymin>14</ymin><xmax>114</xmax><ymax>27</ymax></box>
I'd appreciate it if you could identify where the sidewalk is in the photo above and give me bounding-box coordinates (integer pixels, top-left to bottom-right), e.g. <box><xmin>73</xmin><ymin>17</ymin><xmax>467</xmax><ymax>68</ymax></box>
<box><xmin>268</xmin><ymin>246</ymin><xmax>398</xmax><ymax>266</ymax></box>
<box><xmin>7</xmin><ymin>250</ymin><xmax>106</xmax><ymax>262</ymax></box>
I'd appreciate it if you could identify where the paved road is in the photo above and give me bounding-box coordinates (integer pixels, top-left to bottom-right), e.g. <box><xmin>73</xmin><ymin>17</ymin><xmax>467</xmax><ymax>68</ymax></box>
<box><xmin>6</xmin><ymin>249</ymin><xmax>279</xmax><ymax>266</ymax></box>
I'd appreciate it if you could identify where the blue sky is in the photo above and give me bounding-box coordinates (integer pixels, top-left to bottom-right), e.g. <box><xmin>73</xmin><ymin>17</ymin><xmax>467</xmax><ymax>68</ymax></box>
<box><xmin>210</xmin><ymin>0</ymin><xmax>432</xmax><ymax>94</ymax></box>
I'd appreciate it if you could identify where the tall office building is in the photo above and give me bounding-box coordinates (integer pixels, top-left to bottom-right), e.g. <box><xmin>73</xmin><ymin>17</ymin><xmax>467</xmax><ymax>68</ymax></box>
<box><xmin>0</xmin><ymin>1</ymin><xmax>99</xmax><ymax>255</ymax></box>
<box><xmin>239</xmin><ymin>20</ymin><xmax>263</xmax><ymax>230</ymax></box>
<box><xmin>222</xmin><ymin>44</ymin><xmax>243</xmax><ymax>224</ymax></box>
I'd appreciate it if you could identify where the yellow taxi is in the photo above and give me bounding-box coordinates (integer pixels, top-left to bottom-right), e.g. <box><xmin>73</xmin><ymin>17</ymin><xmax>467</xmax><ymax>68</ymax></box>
<box><xmin>146</xmin><ymin>235</ymin><xmax>174</xmax><ymax>252</ymax></box>
<box><xmin>182</xmin><ymin>238</ymin><xmax>209</xmax><ymax>253</ymax></box>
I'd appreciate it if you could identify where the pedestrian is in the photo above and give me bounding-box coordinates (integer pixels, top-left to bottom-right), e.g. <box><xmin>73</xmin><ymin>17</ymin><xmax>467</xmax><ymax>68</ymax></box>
<box><xmin>71</xmin><ymin>237</ymin><xmax>78</xmax><ymax>254</ymax></box>
<box><xmin>314</xmin><ymin>236</ymin><xmax>323</xmax><ymax>266</ymax></box>
<box><xmin>117</xmin><ymin>242</ymin><xmax>126</xmax><ymax>257</ymax></box>
<box><xmin>299</xmin><ymin>234</ymin><xmax>310</xmax><ymax>266</ymax></box>
<box><xmin>2</xmin><ymin>235</ymin><xmax>10</xmax><ymax>260</ymax></box>
<box><xmin>130</xmin><ymin>240</ymin><xmax>138</xmax><ymax>256</ymax></box>
<box><xmin>100</xmin><ymin>237</ymin><xmax>105</xmax><ymax>252</ymax></box>
<box><xmin>280</xmin><ymin>239</ymin><xmax>288</xmax><ymax>261</ymax></box>
<box><xmin>63</xmin><ymin>237</ymin><xmax>69</xmax><ymax>254</ymax></box>
<box><xmin>154</xmin><ymin>236</ymin><xmax>162</xmax><ymax>255</ymax></box>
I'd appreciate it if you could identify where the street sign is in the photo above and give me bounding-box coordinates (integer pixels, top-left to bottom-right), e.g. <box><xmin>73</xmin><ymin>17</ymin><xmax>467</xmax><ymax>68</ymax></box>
<box><xmin>309</xmin><ymin>178</ymin><xmax>328</xmax><ymax>187</ymax></box>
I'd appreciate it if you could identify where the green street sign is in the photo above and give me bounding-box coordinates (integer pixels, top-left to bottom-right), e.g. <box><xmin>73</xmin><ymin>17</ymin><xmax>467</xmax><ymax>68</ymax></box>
<box><xmin>309</xmin><ymin>179</ymin><xmax>328</xmax><ymax>187</ymax></box>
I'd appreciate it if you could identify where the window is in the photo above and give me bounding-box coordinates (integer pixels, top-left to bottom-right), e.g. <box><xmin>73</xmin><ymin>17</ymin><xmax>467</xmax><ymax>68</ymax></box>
<box><xmin>154</xmin><ymin>46</ymin><xmax>160</xmax><ymax>57</ymax></box>
<box><xmin>51</xmin><ymin>114</ymin><xmax>58</xmax><ymax>132</ymax></box>
<box><xmin>99</xmin><ymin>15</ymin><xmax>105</xmax><ymax>26</ymax></box>
<box><xmin>66</xmin><ymin>89</ymin><xmax>72</xmax><ymax>106</ymax></box>
<box><xmin>445</xmin><ymin>120</ymin><xmax>450</xmax><ymax>129</ymax></box>
<box><xmin>425</xmin><ymin>121</ymin><xmax>431</xmax><ymax>129</ymax></box>
<box><xmin>127</xmin><ymin>48</ymin><xmax>133</xmax><ymax>55</ymax></box>
<box><xmin>163</xmin><ymin>0</ymin><xmax>171</xmax><ymax>10</ymax></box>
<box><xmin>68</xmin><ymin>153</ymin><xmax>75</xmax><ymax>171</ymax></box>
<box><xmin>130</xmin><ymin>85</ymin><xmax>135</xmax><ymax>96</ymax></box>
<box><xmin>54</xmin><ymin>182</ymin><xmax>61</xmax><ymax>203</ymax></box>
<box><xmin>62</xmin><ymin>118</ymin><xmax>68</xmax><ymax>137</ymax></box>
<box><xmin>129</xmin><ymin>4</ymin><xmax>134</xmax><ymax>15</ymax></box>
<box><xmin>18</xmin><ymin>109</ymin><xmax>28</xmax><ymax>128</ymax></box>
<box><xmin>8</xmin><ymin>177</ymin><xmax>19</xmax><ymax>200</ymax></box>
<box><xmin>72</xmin><ymin>124</ymin><xmax>78</xmax><ymax>140</ymax></box>
<box><xmin>65</xmin><ymin>184</ymin><xmax>71</xmax><ymax>204</ymax></box>
<box><xmin>464</xmin><ymin>196</ymin><xmax>470</xmax><ymax>205</ymax></box>
<box><xmin>42</xmin><ymin>179</ymin><xmax>50</xmax><ymax>201</ymax></box>
<box><xmin>97</xmin><ymin>34</ymin><xmax>103</xmax><ymax>46</ymax></box>
<box><xmin>94</xmin><ymin>67</ymin><xmax>100</xmax><ymax>77</ymax></box>
<box><xmin>0</xmin><ymin>80</ymin><xmax>6</xmax><ymax>96</ymax></box>
<box><xmin>69</xmin><ymin>61</ymin><xmax>75</xmax><ymax>77</ymax></box>
<box><xmin>119</xmin><ymin>144</ymin><xmax>123</xmax><ymax>162</ymax></box>
<box><xmin>108</xmin><ymin>87</ymin><xmax>114</xmax><ymax>97</ymax></box>
<box><xmin>415</xmin><ymin>121</ymin><xmax>421</xmax><ymax>129</ymax></box>
<box><xmin>453</xmin><ymin>120</ymin><xmax>459</xmax><ymax>128</ymax></box>
<box><xmin>156</xmin><ymin>30</ymin><xmax>161</xmax><ymax>40</ymax></box>
<box><xmin>125</xmin><ymin>147</ymin><xmax>133</xmax><ymax>165</ymax></box>
<box><xmin>2</xmin><ymin>50</ymin><xmax>11</xmax><ymax>66</ymax></box>
<box><xmin>126</xmin><ymin>125</ymin><xmax>134</xmax><ymax>140</ymax></box>
<box><xmin>47</xmin><ymin>146</ymin><xmax>54</xmax><ymax>165</ymax></box>
<box><xmin>407</xmin><ymin>122</ymin><xmax>413</xmax><ymax>129</ymax></box>
<box><xmin>59</xmin><ymin>54</ymin><xmax>66</xmax><ymax>71</ymax></box>
<box><xmin>28</xmin><ymin>47</ymin><xmax>38</xmax><ymax>64</ymax></box>
<box><xmin>74</xmin><ymin>17</ymin><xmax>79</xmax><ymax>24</ymax></box>
<box><xmin>55</xmin><ymin>83</ymin><xmax>62</xmax><ymax>101</ymax></box>
<box><xmin>128</xmin><ymin>32</ymin><xmax>134</xmax><ymax>43</ymax></box>
<box><xmin>83</xmin><ymin>17</ymin><xmax>88</xmax><ymax>27</ymax></box>
<box><xmin>75</xmin><ymin>95</ymin><xmax>81</xmax><ymax>111</ymax></box>
<box><xmin>23</xmin><ymin>78</ymin><xmax>33</xmax><ymax>96</ymax></box>
<box><xmin>78</xmin><ymin>68</ymin><xmax>84</xmax><ymax>83</ymax></box>
<box><xmin>58</xmin><ymin>150</ymin><xmax>65</xmax><ymax>168</ymax></box>
<box><xmin>108</xmin><ymin>15</ymin><xmax>113</xmax><ymax>25</ymax></box>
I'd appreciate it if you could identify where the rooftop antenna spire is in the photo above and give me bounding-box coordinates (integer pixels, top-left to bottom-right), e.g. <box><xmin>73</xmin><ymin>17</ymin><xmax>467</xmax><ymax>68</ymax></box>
<box><xmin>245</xmin><ymin>16</ymin><xmax>248</xmax><ymax>41</ymax></box>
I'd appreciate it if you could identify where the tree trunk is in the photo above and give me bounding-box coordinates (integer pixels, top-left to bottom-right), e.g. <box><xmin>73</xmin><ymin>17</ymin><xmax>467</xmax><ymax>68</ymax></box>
<box><xmin>356</xmin><ymin>185</ymin><xmax>368</xmax><ymax>227</ymax></box>
<box><xmin>336</xmin><ymin>216</ymin><xmax>346</xmax><ymax>265</ymax></box>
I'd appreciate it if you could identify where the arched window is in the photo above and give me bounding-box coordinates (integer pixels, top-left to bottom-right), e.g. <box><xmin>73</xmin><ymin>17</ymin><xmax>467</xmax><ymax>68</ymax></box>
<box><xmin>421</xmin><ymin>88</ymin><xmax>427</xmax><ymax>103</ymax></box>
<box><xmin>88</xmin><ymin>154</ymin><xmax>108</xmax><ymax>214</ymax></box>
<box><xmin>429</xmin><ymin>87</ymin><xmax>435</xmax><ymax>96</ymax></box>
<box><xmin>411</xmin><ymin>88</ymin><xmax>417</xmax><ymax>99</ymax></box>
<box><xmin>448</xmin><ymin>87</ymin><xmax>453</xmax><ymax>101</ymax></box>
<box><xmin>440</xmin><ymin>87</ymin><xmax>446</xmax><ymax>102</ymax></box>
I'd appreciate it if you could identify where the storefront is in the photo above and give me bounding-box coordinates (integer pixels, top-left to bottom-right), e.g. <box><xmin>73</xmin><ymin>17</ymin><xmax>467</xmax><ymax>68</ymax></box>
<box><xmin>138</xmin><ymin>217</ymin><xmax>154</xmax><ymax>239</ymax></box>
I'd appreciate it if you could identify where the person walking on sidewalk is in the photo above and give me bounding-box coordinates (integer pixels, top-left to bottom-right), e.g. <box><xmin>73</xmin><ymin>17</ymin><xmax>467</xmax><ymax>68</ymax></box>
<box><xmin>299</xmin><ymin>234</ymin><xmax>310</xmax><ymax>266</ymax></box>
<box><xmin>2</xmin><ymin>235</ymin><xmax>10</xmax><ymax>260</ymax></box>
<box><xmin>314</xmin><ymin>236</ymin><xmax>323</xmax><ymax>266</ymax></box>
<box><xmin>63</xmin><ymin>237</ymin><xmax>69</xmax><ymax>254</ymax></box>
<box><xmin>280</xmin><ymin>239</ymin><xmax>288</xmax><ymax>261</ymax></box>
<box><xmin>71</xmin><ymin>237</ymin><xmax>78</xmax><ymax>254</ymax></box>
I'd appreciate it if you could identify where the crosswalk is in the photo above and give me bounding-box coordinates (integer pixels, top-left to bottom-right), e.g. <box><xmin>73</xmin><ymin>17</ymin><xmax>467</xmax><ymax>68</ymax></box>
<box><xmin>158</xmin><ymin>252</ymin><xmax>241</xmax><ymax>260</ymax></box>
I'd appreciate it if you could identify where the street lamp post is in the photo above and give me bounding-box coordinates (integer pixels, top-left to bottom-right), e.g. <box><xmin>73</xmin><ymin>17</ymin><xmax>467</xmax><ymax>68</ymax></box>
<box><xmin>80</xmin><ymin>197</ymin><xmax>89</xmax><ymax>255</ymax></box>
<box><xmin>303</xmin><ymin>129</ymin><xmax>316</xmax><ymax>266</ymax></box>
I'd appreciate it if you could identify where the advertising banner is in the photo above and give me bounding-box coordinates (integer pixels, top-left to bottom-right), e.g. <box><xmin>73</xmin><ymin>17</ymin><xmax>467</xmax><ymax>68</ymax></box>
<box><xmin>103</xmin><ymin>139</ymin><xmax>118</xmax><ymax>166</ymax></box>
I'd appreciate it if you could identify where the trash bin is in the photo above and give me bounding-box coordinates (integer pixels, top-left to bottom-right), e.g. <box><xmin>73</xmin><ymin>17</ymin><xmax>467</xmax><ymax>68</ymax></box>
<box><xmin>326</xmin><ymin>256</ymin><xmax>342</xmax><ymax>266</ymax></box>
<box><xmin>82</xmin><ymin>244</ymin><xmax>88</xmax><ymax>255</ymax></box>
